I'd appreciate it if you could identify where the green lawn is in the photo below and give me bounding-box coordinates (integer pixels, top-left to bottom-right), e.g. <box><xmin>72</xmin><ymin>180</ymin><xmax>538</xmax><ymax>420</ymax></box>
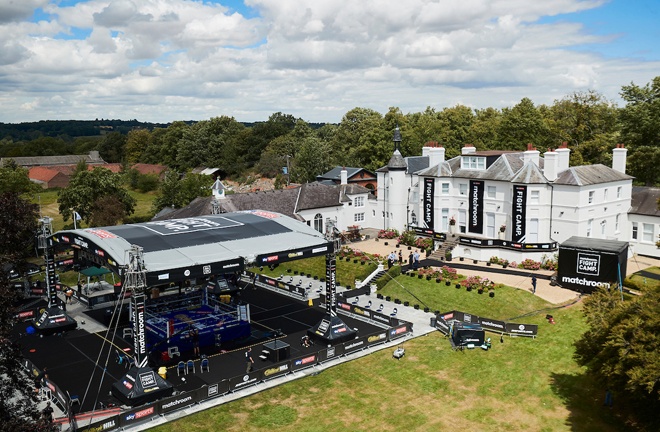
<box><xmin>31</xmin><ymin>188</ymin><xmax>157</xmax><ymax>231</ymax></box>
<box><xmin>150</xmin><ymin>260</ymin><xmax>629</xmax><ymax>432</ymax></box>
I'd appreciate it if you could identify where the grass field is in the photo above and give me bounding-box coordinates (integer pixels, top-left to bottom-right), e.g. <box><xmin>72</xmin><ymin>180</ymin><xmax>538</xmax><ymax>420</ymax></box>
<box><xmin>31</xmin><ymin>188</ymin><xmax>157</xmax><ymax>231</ymax></box>
<box><xmin>149</xmin><ymin>261</ymin><xmax>631</xmax><ymax>432</ymax></box>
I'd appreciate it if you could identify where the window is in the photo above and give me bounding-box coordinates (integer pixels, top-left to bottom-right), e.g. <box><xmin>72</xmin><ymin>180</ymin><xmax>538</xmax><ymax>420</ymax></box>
<box><xmin>461</xmin><ymin>156</ymin><xmax>486</xmax><ymax>170</ymax></box>
<box><xmin>441</xmin><ymin>208</ymin><xmax>449</xmax><ymax>231</ymax></box>
<box><xmin>588</xmin><ymin>191</ymin><xmax>594</xmax><ymax>204</ymax></box>
<box><xmin>458</xmin><ymin>210</ymin><xmax>466</xmax><ymax>233</ymax></box>
<box><xmin>529</xmin><ymin>218</ymin><xmax>539</xmax><ymax>243</ymax></box>
<box><xmin>459</xmin><ymin>183</ymin><xmax>467</xmax><ymax>195</ymax></box>
<box><xmin>642</xmin><ymin>223</ymin><xmax>654</xmax><ymax>242</ymax></box>
<box><xmin>587</xmin><ymin>219</ymin><xmax>593</xmax><ymax>237</ymax></box>
<box><xmin>632</xmin><ymin>222</ymin><xmax>638</xmax><ymax>240</ymax></box>
<box><xmin>441</xmin><ymin>183</ymin><xmax>450</xmax><ymax>195</ymax></box>
<box><xmin>354</xmin><ymin>196</ymin><xmax>364</xmax><ymax>207</ymax></box>
<box><xmin>486</xmin><ymin>213</ymin><xmax>495</xmax><ymax>238</ymax></box>
<box><xmin>601</xmin><ymin>220</ymin><xmax>606</xmax><ymax>237</ymax></box>
<box><xmin>615</xmin><ymin>214</ymin><xmax>620</xmax><ymax>232</ymax></box>
<box><xmin>314</xmin><ymin>214</ymin><xmax>323</xmax><ymax>233</ymax></box>
<box><xmin>411</xmin><ymin>212</ymin><xmax>418</xmax><ymax>225</ymax></box>
<box><xmin>604</xmin><ymin>189</ymin><xmax>608</xmax><ymax>201</ymax></box>
<box><xmin>354</xmin><ymin>213</ymin><xmax>365</xmax><ymax>222</ymax></box>
<box><xmin>617</xmin><ymin>186</ymin><xmax>622</xmax><ymax>198</ymax></box>
<box><xmin>530</xmin><ymin>190</ymin><xmax>540</xmax><ymax>204</ymax></box>
<box><xmin>487</xmin><ymin>186</ymin><xmax>496</xmax><ymax>199</ymax></box>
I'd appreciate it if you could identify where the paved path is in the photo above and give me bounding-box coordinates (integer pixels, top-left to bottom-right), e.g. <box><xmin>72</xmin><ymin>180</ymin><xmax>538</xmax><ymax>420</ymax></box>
<box><xmin>342</xmin><ymin>236</ymin><xmax>660</xmax><ymax>305</ymax></box>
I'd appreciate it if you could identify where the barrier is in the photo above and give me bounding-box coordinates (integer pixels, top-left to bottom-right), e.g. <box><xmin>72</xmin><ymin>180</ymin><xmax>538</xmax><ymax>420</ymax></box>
<box><xmin>434</xmin><ymin>310</ymin><xmax>537</xmax><ymax>337</ymax></box>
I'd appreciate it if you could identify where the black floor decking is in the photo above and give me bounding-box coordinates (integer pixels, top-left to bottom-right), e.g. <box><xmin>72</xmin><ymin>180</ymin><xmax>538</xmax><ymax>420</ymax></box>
<box><xmin>14</xmin><ymin>285</ymin><xmax>383</xmax><ymax>414</ymax></box>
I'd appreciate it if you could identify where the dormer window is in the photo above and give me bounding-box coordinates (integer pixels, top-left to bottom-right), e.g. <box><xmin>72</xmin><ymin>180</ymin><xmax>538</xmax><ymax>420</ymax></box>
<box><xmin>461</xmin><ymin>156</ymin><xmax>486</xmax><ymax>170</ymax></box>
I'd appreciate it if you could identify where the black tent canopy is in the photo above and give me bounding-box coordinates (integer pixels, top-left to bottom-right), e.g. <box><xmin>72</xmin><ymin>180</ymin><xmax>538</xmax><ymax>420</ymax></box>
<box><xmin>51</xmin><ymin>211</ymin><xmax>332</xmax><ymax>285</ymax></box>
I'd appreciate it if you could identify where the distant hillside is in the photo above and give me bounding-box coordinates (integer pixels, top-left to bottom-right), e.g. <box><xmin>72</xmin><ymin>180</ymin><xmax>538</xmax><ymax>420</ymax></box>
<box><xmin>0</xmin><ymin>119</ymin><xmax>173</xmax><ymax>141</ymax></box>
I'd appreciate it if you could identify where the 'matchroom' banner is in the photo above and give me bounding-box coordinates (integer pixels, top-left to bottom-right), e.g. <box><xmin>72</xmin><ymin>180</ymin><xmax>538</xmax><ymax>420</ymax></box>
<box><xmin>468</xmin><ymin>180</ymin><xmax>484</xmax><ymax>234</ymax></box>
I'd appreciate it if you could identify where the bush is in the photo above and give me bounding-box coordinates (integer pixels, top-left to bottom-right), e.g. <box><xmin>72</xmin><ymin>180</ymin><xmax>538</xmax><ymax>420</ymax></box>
<box><xmin>376</xmin><ymin>265</ymin><xmax>401</xmax><ymax>290</ymax></box>
<box><xmin>520</xmin><ymin>258</ymin><xmax>541</xmax><ymax>270</ymax></box>
<box><xmin>378</xmin><ymin>228</ymin><xmax>399</xmax><ymax>239</ymax></box>
<box><xmin>136</xmin><ymin>173</ymin><xmax>160</xmax><ymax>193</ymax></box>
<box><xmin>398</xmin><ymin>230</ymin><xmax>417</xmax><ymax>246</ymax></box>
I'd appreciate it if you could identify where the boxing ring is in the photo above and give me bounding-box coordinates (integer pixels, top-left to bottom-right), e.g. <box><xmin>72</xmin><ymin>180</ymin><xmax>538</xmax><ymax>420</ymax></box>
<box><xmin>144</xmin><ymin>289</ymin><xmax>251</xmax><ymax>354</ymax></box>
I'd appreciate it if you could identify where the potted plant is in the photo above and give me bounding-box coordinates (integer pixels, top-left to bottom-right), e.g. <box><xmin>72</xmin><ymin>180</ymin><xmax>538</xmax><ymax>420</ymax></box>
<box><xmin>449</xmin><ymin>216</ymin><xmax>456</xmax><ymax>235</ymax></box>
<box><xmin>445</xmin><ymin>250</ymin><xmax>453</xmax><ymax>261</ymax></box>
<box><xmin>501</xmin><ymin>259</ymin><xmax>509</xmax><ymax>268</ymax></box>
<box><xmin>499</xmin><ymin>224</ymin><xmax>506</xmax><ymax>240</ymax></box>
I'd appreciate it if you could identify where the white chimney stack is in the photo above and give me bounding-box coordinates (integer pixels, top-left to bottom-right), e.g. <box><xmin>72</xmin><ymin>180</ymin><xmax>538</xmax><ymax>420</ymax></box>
<box><xmin>461</xmin><ymin>144</ymin><xmax>476</xmax><ymax>155</ymax></box>
<box><xmin>424</xmin><ymin>142</ymin><xmax>445</xmax><ymax>166</ymax></box>
<box><xmin>523</xmin><ymin>143</ymin><xmax>540</xmax><ymax>166</ymax></box>
<box><xmin>612</xmin><ymin>144</ymin><xmax>627</xmax><ymax>174</ymax></box>
<box><xmin>555</xmin><ymin>141</ymin><xmax>571</xmax><ymax>173</ymax></box>
<box><xmin>340</xmin><ymin>167</ymin><xmax>348</xmax><ymax>185</ymax></box>
<box><xmin>543</xmin><ymin>149</ymin><xmax>558</xmax><ymax>181</ymax></box>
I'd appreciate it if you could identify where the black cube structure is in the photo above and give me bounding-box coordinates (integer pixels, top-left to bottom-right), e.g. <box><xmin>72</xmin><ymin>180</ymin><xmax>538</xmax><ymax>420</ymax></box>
<box><xmin>558</xmin><ymin>237</ymin><xmax>628</xmax><ymax>293</ymax></box>
<box><xmin>450</xmin><ymin>322</ymin><xmax>485</xmax><ymax>347</ymax></box>
<box><xmin>111</xmin><ymin>366</ymin><xmax>173</xmax><ymax>406</ymax></box>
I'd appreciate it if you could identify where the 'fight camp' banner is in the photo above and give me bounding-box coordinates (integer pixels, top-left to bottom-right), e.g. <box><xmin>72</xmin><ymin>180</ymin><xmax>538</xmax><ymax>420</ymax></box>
<box><xmin>468</xmin><ymin>180</ymin><xmax>484</xmax><ymax>234</ymax></box>
<box><xmin>423</xmin><ymin>178</ymin><xmax>435</xmax><ymax>229</ymax></box>
<box><xmin>512</xmin><ymin>185</ymin><xmax>527</xmax><ymax>243</ymax></box>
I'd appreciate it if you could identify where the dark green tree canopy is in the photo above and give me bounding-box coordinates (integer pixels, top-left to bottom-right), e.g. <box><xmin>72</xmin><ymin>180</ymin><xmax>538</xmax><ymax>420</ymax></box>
<box><xmin>57</xmin><ymin>167</ymin><xmax>136</xmax><ymax>226</ymax></box>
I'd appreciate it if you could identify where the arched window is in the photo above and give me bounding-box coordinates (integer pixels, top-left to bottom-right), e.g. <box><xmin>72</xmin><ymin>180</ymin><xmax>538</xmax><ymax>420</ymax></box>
<box><xmin>314</xmin><ymin>214</ymin><xmax>323</xmax><ymax>233</ymax></box>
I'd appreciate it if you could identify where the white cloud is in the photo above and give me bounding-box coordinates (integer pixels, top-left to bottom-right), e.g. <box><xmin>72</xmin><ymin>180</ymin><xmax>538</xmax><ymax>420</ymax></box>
<box><xmin>0</xmin><ymin>0</ymin><xmax>658</xmax><ymax>124</ymax></box>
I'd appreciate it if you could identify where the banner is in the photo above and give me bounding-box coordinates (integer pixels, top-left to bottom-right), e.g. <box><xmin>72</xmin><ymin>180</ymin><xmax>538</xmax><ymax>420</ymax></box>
<box><xmin>468</xmin><ymin>180</ymin><xmax>484</xmax><ymax>234</ymax></box>
<box><xmin>423</xmin><ymin>178</ymin><xmax>435</xmax><ymax>229</ymax></box>
<box><xmin>512</xmin><ymin>185</ymin><xmax>527</xmax><ymax>243</ymax></box>
<box><xmin>326</xmin><ymin>255</ymin><xmax>337</xmax><ymax>317</ymax></box>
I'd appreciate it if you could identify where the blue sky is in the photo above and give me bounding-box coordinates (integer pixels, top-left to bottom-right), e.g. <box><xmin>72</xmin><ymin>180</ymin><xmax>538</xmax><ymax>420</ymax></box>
<box><xmin>1</xmin><ymin>0</ymin><xmax>659</xmax><ymax>123</ymax></box>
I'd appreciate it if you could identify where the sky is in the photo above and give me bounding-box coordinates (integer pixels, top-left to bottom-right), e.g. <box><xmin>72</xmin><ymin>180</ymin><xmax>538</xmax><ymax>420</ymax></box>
<box><xmin>0</xmin><ymin>0</ymin><xmax>659</xmax><ymax>124</ymax></box>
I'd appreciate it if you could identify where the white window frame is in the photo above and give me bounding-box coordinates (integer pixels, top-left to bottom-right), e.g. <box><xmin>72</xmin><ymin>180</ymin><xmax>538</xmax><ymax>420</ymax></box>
<box><xmin>487</xmin><ymin>186</ymin><xmax>496</xmax><ymax>199</ymax></box>
<box><xmin>441</xmin><ymin>208</ymin><xmax>449</xmax><ymax>231</ymax></box>
<box><xmin>632</xmin><ymin>222</ymin><xmax>638</xmax><ymax>240</ymax></box>
<box><xmin>588</xmin><ymin>191</ymin><xmax>594</xmax><ymax>204</ymax></box>
<box><xmin>354</xmin><ymin>196</ymin><xmax>364</xmax><ymax>208</ymax></box>
<box><xmin>642</xmin><ymin>223</ymin><xmax>654</xmax><ymax>242</ymax></box>
<box><xmin>604</xmin><ymin>189</ymin><xmax>608</xmax><ymax>201</ymax></box>
<box><xmin>441</xmin><ymin>183</ymin><xmax>450</xmax><ymax>195</ymax></box>
<box><xmin>314</xmin><ymin>213</ymin><xmax>323</xmax><ymax>233</ymax></box>
<box><xmin>354</xmin><ymin>213</ymin><xmax>365</xmax><ymax>222</ymax></box>
<box><xmin>617</xmin><ymin>186</ymin><xmax>622</xmax><ymax>199</ymax></box>
<box><xmin>615</xmin><ymin>214</ymin><xmax>620</xmax><ymax>232</ymax></box>
<box><xmin>459</xmin><ymin>183</ymin><xmax>467</xmax><ymax>195</ymax></box>
<box><xmin>460</xmin><ymin>156</ymin><xmax>486</xmax><ymax>170</ymax></box>
<box><xmin>587</xmin><ymin>219</ymin><xmax>593</xmax><ymax>237</ymax></box>
<box><xmin>530</xmin><ymin>190</ymin><xmax>540</xmax><ymax>205</ymax></box>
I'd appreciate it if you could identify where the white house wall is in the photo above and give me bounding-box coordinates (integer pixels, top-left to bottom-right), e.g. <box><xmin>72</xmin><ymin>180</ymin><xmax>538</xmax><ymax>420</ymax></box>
<box><xmin>628</xmin><ymin>214</ymin><xmax>660</xmax><ymax>258</ymax></box>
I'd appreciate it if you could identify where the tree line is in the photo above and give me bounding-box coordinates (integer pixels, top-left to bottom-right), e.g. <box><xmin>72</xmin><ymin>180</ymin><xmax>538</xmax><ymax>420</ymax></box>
<box><xmin>1</xmin><ymin>77</ymin><xmax>660</xmax><ymax>187</ymax></box>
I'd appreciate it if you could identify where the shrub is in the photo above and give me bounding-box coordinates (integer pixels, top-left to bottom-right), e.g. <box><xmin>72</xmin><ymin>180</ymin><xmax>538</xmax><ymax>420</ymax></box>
<box><xmin>520</xmin><ymin>258</ymin><xmax>541</xmax><ymax>270</ymax></box>
<box><xmin>398</xmin><ymin>230</ymin><xmax>417</xmax><ymax>246</ymax></box>
<box><xmin>376</xmin><ymin>265</ymin><xmax>401</xmax><ymax>289</ymax></box>
<box><xmin>440</xmin><ymin>265</ymin><xmax>458</xmax><ymax>280</ymax></box>
<box><xmin>378</xmin><ymin>229</ymin><xmax>399</xmax><ymax>239</ymax></box>
<box><xmin>414</xmin><ymin>237</ymin><xmax>433</xmax><ymax>250</ymax></box>
<box><xmin>489</xmin><ymin>256</ymin><xmax>500</xmax><ymax>264</ymax></box>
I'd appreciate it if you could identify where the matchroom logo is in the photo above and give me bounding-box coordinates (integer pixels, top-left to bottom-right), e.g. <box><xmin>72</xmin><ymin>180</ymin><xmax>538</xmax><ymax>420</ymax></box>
<box><xmin>576</xmin><ymin>253</ymin><xmax>600</xmax><ymax>276</ymax></box>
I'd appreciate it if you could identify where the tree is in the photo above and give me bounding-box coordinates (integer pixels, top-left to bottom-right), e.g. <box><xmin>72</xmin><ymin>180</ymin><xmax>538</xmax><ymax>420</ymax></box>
<box><xmin>0</xmin><ymin>184</ymin><xmax>53</xmax><ymax>429</ymax></box>
<box><xmin>292</xmin><ymin>136</ymin><xmax>332</xmax><ymax>183</ymax></box>
<box><xmin>574</xmin><ymin>286</ymin><xmax>660</xmax><ymax>426</ymax></box>
<box><xmin>0</xmin><ymin>160</ymin><xmax>40</xmax><ymax>196</ymax></box>
<box><xmin>97</xmin><ymin>132</ymin><xmax>127</xmax><ymax>163</ymax></box>
<box><xmin>57</xmin><ymin>167</ymin><xmax>136</xmax><ymax>226</ymax></box>
<box><xmin>497</xmin><ymin>98</ymin><xmax>552</xmax><ymax>151</ymax></box>
<box><xmin>619</xmin><ymin>76</ymin><xmax>660</xmax><ymax>185</ymax></box>
<box><xmin>152</xmin><ymin>171</ymin><xmax>213</xmax><ymax>212</ymax></box>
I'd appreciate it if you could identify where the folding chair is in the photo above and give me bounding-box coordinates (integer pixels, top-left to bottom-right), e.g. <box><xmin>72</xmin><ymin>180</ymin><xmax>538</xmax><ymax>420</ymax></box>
<box><xmin>390</xmin><ymin>307</ymin><xmax>398</xmax><ymax>317</ymax></box>
<box><xmin>376</xmin><ymin>304</ymin><xmax>384</xmax><ymax>313</ymax></box>
<box><xmin>177</xmin><ymin>361</ymin><xmax>186</xmax><ymax>376</ymax></box>
<box><xmin>352</xmin><ymin>297</ymin><xmax>359</xmax><ymax>305</ymax></box>
<box><xmin>168</xmin><ymin>346</ymin><xmax>181</xmax><ymax>359</ymax></box>
<box><xmin>200</xmin><ymin>357</ymin><xmax>210</xmax><ymax>373</ymax></box>
<box><xmin>365</xmin><ymin>300</ymin><xmax>372</xmax><ymax>309</ymax></box>
<box><xmin>186</xmin><ymin>359</ymin><xmax>195</xmax><ymax>374</ymax></box>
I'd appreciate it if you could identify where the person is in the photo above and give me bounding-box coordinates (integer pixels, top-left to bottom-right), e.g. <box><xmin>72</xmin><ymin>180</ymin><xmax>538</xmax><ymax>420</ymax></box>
<box><xmin>245</xmin><ymin>347</ymin><xmax>254</xmax><ymax>373</ymax></box>
<box><xmin>189</xmin><ymin>327</ymin><xmax>200</xmax><ymax>357</ymax></box>
<box><xmin>531</xmin><ymin>276</ymin><xmax>537</xmax><ymax>294</ymax></box>
<box><xmin>42</xmin><ymin>402</ymin><xmax>54</xmax><ymax>423</ymax></box>
<box><xmin>605</xmin><ymin>388</ymin><xmax>613</xmax><ymax>407</ymax></box>
<box><xmin>65</xmin><ymin>287</ymin><xmax>74</xmax><ymax>304</ymax></box>
<box><xmin>413</xmin><ymin>250</ymin><xmax>420</xmax><ymax>270</ymax></box>
<box><xmin>301</xmin><ymin>335</ymin><xmax>312</xmax><ymax>348</ymax></box>
<box><xmin>398</xmin><ymin>250</ymin><xmax>403</xmax><ymax>265</ymax></box>
<box><xmin>408</xmin><ymin>251</ymin><xmax>413</xmax><ymax>269</ymax></box>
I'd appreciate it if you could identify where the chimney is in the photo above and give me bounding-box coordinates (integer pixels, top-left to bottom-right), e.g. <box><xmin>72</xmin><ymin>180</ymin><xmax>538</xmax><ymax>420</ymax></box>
<box><xmin>612</xmin><ymin>144</ymin><xmax>627</xmax><ymax>174</ymax></box>
<box><xmin>426</xmin><ymin>142</ymin><xmax>445</xmax><ymax>166</ymax></box>
<box><xmin>523</xmin><ymin>143</ymin><xmax>540</xmax><ymax>166</ymax></box>
<box><xmin>340</xmin><ymin>167</ymin><xmax>348</xmax><ymax>185</ymax></box>
<box><xmin>461</xmin><ymin>144</ymin><xmax>476</xmax><ymax>155</ymax></box>
<box><xmin>543</xmin><ymin>149</ymin><xmax>558</xmax><ymax>181</ymax></box>
<box><xmin>555</xmin><ymin>141</ymin><xmax>571</xmax><ymax>173</ymax></box>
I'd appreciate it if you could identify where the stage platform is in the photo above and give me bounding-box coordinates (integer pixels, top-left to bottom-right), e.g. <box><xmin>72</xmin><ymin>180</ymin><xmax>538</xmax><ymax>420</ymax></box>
<box><xmin>13</xmin><ymin>284</ymin><xmax>385</xmax><ymax>415</ymax></box>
